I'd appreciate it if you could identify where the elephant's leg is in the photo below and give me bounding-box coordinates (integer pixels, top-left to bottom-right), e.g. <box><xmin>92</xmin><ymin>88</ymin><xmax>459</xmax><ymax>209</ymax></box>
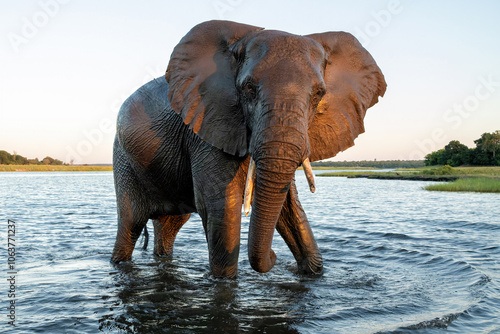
<box><xmin>153</xmin><ymin>214</ymin><xmax>191</xmax><ymax>257</ymax></box>
<box><xmin>193</xmin><ymin>155</ymin><xmax>248</xmax><ymax>278</ymax></box>
<box><xmin>198</xmin><ymin>189</ymin><xmax>244</xmax><ymax>278</ymax></box>
<box><xmin>201</xmin><ymin>198</ymin><xmax>243</xmax><ymax>278</ymax></box>
<box><xmin>111</xmin><ymin>192</ymin><xmax>149</xmax><ymax>263</ymax></box>
<box><xmin>276</xmin><ymin>181</ymin><xmax>323</xmax><ymax>275</ymax></box>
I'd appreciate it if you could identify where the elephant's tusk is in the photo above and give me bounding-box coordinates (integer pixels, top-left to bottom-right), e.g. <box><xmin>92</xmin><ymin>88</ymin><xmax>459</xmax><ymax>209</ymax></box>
<box><xmin>243</xmin><ymin>157</ymin><xmax>256</xmax><ymax>216</ymax></box>
<box><xmin>302</xmin><ymin>158</ymin><xmax>316</xmax><ymax>193</ymax></box>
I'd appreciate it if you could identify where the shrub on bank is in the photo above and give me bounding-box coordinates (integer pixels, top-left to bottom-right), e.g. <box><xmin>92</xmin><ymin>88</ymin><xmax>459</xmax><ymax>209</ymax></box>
<box><xmin>422</xmin><ymin>165</ymin><xmax>455</xmax><ymax>175</ymax></box>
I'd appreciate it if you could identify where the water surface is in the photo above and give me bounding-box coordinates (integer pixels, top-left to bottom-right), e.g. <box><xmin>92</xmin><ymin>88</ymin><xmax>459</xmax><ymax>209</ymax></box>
<box><xmin>1</xmin><ymin>171</ymin><xmax>499</xmax><ymax>333</ymax></box>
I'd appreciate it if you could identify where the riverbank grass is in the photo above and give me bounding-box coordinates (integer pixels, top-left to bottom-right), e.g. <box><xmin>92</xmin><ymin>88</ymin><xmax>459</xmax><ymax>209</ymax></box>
<box><xmin>424</xmin><ymin>177</ymin><xmax>500</xmax><ymax>193</ymax></box>
<box><xmin>0</xmin><ymin>165</ymin><xmax>113</xmax><ymax>172</ymax></box>
<box><xmin>318</xmin><ymin>166</ymin><xmax>500</xmax><ymax>193</ymax></box>
<box><xmin>3</xmin><ymin>165</ymin><xmax>371</xmax><ymax>172</ymax></box>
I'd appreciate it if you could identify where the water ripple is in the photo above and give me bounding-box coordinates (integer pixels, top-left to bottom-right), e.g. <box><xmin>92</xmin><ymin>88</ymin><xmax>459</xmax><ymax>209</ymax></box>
<box><xmin>1</xmin><ymin>172</ymin><xmax>499</xmax><ymax>333</ymax></box>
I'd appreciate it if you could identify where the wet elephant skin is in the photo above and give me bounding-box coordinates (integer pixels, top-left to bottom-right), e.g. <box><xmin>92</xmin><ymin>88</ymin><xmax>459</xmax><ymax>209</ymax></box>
<box><xmin>111</xmin><ymin>20</ymin><xmax>386</xmax><ymax>278</ymax></box>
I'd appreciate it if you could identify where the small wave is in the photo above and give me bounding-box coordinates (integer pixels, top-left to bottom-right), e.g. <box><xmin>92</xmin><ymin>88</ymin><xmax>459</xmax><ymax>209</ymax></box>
<box><xmin>62</xmin><ymin>251</ymin><xmax>112</xmax><ymax>261</ymax></box>
<box><xmin>402</xmin><ymin>312</ymin><xmax>461</xmax><ymax>330</ymax></box>
<box><xmin>381</xmin><ymin>232</ymin><xmax>413</xmax><ymax>240</ymax></box>
<box><xmin>72</xmin><ymin>225</ymin><xmax>93</xmax><ymax>230</ymax></box>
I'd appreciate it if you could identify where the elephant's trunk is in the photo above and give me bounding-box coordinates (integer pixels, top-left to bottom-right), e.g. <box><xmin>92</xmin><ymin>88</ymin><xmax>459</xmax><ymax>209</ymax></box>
<box><xmin>247</xmin><ymin>104</ymin><xmax>311</xmax><ymax>272</ymax></box>
<box><xmin>248</xmin><ymin>155</ymin><xmax>297</xmax><ymax>273</ymax></box>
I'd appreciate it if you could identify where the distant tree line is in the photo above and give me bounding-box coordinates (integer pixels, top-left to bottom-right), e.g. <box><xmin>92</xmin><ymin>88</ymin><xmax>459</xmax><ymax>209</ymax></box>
<box><xmin>425</xmin><ymin>131</ymin><xmax>500</xmax><ymax>167</ymax></box>
<box><xmin>311</xmin><ymin>160</ymin><xmax>425</xmax><ymax>169</ymax></box>
<box><xmin>0</xmin><ymin>150</ymin><xmax>65</xmax><ymax>165</ymax></box>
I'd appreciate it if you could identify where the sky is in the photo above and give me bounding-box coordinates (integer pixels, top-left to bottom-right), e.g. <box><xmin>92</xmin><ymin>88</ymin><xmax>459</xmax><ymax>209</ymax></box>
<box><xmin>1</xmin><ymin>0</ymin><xmax>499</xmax><ymax>164</ymax></box>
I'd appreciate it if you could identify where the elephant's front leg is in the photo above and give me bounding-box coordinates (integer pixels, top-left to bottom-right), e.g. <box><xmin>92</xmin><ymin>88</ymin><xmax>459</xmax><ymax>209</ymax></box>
<box><xmin>192</xmin><ymin>154</ymin><xmax>248</xmax><ymax>278</ymax></box>
<box><xmin>276</xmin><ymin>181</ymin><xmax>323</xmax><ymax>275</ymax></box>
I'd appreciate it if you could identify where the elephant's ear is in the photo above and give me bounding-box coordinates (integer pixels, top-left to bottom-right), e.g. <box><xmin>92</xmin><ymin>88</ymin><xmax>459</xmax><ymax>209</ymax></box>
<box><xmin>166</xmin><ymin>20</ymin><xmax>263</xmax><ymax>157</ymax></box>
<box><xmin>306</xmin><ymin>32</ymin><xmax>387</xmax><ymax>162</ymax></box>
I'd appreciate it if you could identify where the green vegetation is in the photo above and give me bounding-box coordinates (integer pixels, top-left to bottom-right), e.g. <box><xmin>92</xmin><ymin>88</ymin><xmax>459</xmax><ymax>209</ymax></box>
<box><xmin>300</xmin><ymin>166</ymin><xmax>377</xmax><ymax>170</ymax></box>
<box><xmin>0</xmin><ymin>164</ymin><xmax>113</xmax><ymax>172</ymax></box>
<box><xmin>0</xmin><ymin>150</ymin><xmax>114</xmax><ymax>171</ymax></box>
<box><xmin>0</xmin><ymin>150</ymin><xmax>65</xmax><ymax>166</ymax></box>
<box><xmin>318</xmin><ymin>169</ymin><xmax>458</xmax><ymax>181</ymax></box>
<box><xmin>435</xmin><ymin>166</ymin><xmax>500</xmax><ymax>177</ymax></box>
<box><xmin>319</xmin><ymin>166</ymin><xmax>500</xmax><ymax>193</ymax></box>
<box><xmin>422</xmin><ymin>165</ymin><xmax>455</xmax><ymax>175</ymax></box>
<box><xmin>425</xmin><ymin>178</ymin><xmax>500</xmax><ymax>193</ymax></box>
<box><xmin>311</xmin><ymin>160</ymin><xmax>425</xmax><ymax>169</ymax></box>
<box><xmin>425</xmin><ymin>131</ymin><xmax>500</xmax><ymax>167</ymax></box>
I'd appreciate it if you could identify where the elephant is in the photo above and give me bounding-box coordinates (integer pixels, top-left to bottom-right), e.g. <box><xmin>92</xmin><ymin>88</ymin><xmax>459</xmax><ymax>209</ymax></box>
<box><xmin>111</xmin><ymin>20</ymin><xmax>386</xmax><ymax>278</ymax></box>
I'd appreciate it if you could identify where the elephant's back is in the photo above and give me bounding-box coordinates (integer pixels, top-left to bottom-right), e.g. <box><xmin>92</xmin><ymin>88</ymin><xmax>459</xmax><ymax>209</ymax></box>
<box><xmin>115</xmin><ymin>77</ymin><xmax>196</xmax><ymax>208</ymax></box>
<box><xmin>116</xmin><ymin>77</ymin><xmax>171</xmax><ymax>168</ymax></box>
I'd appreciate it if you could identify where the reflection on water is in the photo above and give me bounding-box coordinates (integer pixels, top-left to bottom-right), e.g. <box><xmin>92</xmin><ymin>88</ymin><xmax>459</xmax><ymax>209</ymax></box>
<box><xmin>1</xmin><ymin>171</ymin><xmax>499</xmax><ymax>333</ymax></box>
<box><xmin>100</xmin><ymin>258</ymin><xmax>307</xmax><ymax>333</ymax></box>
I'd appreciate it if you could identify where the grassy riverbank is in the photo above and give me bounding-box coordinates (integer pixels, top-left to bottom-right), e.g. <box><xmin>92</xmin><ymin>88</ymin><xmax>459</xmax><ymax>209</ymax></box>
<box><xmin>425</xmin><ymin>178</ymin><xmax>500</xmax><ymax>193</ymax></box>
<box><xmin>0</xmin><ymin>165</ymin><xmax>113</xmax><ymax>172</ymax></box>
<box><xmin>4</xmin><ymin>165</ymin><xmax>373</xmax><ymax>172</ymax></box>
<box><xmin>318</xmin><ymin>166</ymin><xmax>500</xmax><ymax>193</ymax></box>
<box><xmin>299</xmin><ymin>166</ymin><xmax>376</xmax><ymax>170</ymax></box>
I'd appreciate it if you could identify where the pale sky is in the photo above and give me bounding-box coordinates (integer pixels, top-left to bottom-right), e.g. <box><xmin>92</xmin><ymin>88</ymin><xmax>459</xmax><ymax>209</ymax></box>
<box><xmin>1</xmin><ymin>0</ymin><xmax>499</xmax><ymax>164</ymax></box>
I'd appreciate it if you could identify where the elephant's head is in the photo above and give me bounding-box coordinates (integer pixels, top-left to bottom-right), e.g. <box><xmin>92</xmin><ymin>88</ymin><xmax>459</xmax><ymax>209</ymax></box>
<box><xmin>166</xmin><ymin>20</ymin><xmax>386</xmax><ymax>273</ymax></box>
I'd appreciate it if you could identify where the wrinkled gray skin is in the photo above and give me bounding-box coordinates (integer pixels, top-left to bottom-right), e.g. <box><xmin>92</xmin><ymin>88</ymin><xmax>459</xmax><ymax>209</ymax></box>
<box><xmin>111</xmin><ymin>20</ymin><xmax>386</xmax><ymax>278</ymax></box>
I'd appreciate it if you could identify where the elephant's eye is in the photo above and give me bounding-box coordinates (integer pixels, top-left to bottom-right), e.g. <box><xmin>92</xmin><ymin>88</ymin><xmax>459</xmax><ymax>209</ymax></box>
<box><xmin>242</xmin><ymin>81</ymin><xmax>257</xmax><ymax>100</ymax></box>
<box><xmin>311</xmin><ymin>88</ymin><xmax>325</xmax><ymax>108</ymax></box>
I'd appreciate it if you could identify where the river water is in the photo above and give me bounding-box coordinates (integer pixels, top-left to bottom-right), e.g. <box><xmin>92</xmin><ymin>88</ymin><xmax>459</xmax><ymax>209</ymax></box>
<box><xmin>0</xmin><ymin>171</ymin><xmax>499</xmax><ymax>333</ymax></box>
